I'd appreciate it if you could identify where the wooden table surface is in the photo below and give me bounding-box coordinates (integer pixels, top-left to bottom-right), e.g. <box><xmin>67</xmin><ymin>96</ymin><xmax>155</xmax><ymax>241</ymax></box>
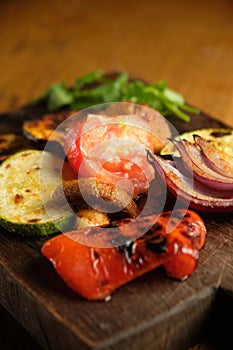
<box><xmin>0</xmin><ymin>0</ymin><xmax>232</xmax><ymax>349</ymax></box>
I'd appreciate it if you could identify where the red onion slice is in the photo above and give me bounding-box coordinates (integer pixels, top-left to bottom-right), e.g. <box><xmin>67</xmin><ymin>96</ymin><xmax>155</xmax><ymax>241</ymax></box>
<box><xmin>173</xmin><ymin>139</ymin><xmax>233</xmax><ymax>191</ymax></box>
<box><xmin>194</xmin><ymin>135</ymin><xmax>233</xmax><ymax>179</ymax></box>
<box><xmin>150</xmin><ymin>154</ymin><xmax>233</xmax><ymax>213</ymax></box>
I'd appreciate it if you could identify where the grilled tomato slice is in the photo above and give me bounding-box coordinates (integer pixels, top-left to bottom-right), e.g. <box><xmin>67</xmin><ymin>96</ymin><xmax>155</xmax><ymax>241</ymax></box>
<box><xmin>64</xmin><ymin>114</ymin><xmax>158</xmax><ymax>197</ymax></box>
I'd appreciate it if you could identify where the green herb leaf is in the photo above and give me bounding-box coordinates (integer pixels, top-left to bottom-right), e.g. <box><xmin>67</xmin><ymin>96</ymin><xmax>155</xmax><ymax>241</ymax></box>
<box><xmin>74</xmin><ymin>71</ymin><xmax>104</xmax><ymax>92</ymax></box>
<box><xmin>46</xmin><ymin>83</ymin><xmax>73</xmax><ymax>111</ymax></box>
<box><xmin>163</xmin><ymin>88</ymin><xmax>184</xmax><ymax>105</ymax></box>
<box><xmin>32</xmin><ymin>71</ymin><xmax>200</xmax><ymax>121</ymax></box>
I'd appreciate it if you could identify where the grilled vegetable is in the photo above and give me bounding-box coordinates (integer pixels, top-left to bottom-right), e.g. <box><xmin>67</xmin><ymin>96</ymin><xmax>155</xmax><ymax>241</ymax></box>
<box><xmin>160</xmin><ymin>128</ymin><xmax>233</xmax><ymax>156</ymax></box>
<box><xmin>0</xmin><ymin>133</ymin><xmax>32</xmax><ymax>162</ymax></box>
<box><xmin>194</xmin><ymin>135</ymin><xmax>233</xmax><ymax>178</ymax></box>
<box><xmin>0</xmin><ymin>150</ymin><xmax>75</xmax><ymax>236</ymax></box>
<box><xmin>53</xmin><ymin>178</ymin><xmax>140</xmax><ymax>218</ymax></box>
<box><xmin>23</xmin><ymin>110</ymin><xmax>75</xmax><ymax>144</ymax></box>
<box><xmin>148</xmin><ymin>152</ymin><xmax>233</xmax><ymax>212</ymax></box>
<box><xmin>64</xmin><ymin>111</ymin><xmax>170</xmax><ymax>197</ymax></box>
<box><xmin>41</xmin><ymin>209</ymin><xmax>206</xmax><ymax>300</ymax></box>
<box><xmin>173</xmin><ymin>139</ymin><xmax>233</xmax><ymax>190</ymax></box>
<box><xmin>76</xmin><ymin>208</ymin><xmax>110</xmax><ymax>229</ymax></box>
<box><xmin>101</xmin><ymin>103</ymin><xmax>172</xmax><ymax>153</ymax></box>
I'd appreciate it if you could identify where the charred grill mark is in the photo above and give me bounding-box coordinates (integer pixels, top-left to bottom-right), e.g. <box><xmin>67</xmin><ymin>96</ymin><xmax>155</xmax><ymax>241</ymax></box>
<box><xmin>22</xmin><ymin>152</ymin><xmax>31</xmax><ymax>157</ymax></box>
<box><xmin>118</xmin><ymin>245</ymin><xmax>130</xmax><ymax>267</ymax></box>
<box><xmin>181</xmin><ymin>219</ymin><xmax>193</xmax><ymax>228</ymax></box>
<box><xmin>34</xmin><ymin>165</ymin><xmax>41</xmax><ymax>170</ymax></box>
<box><xmin>108</xmin><ymin>223</ymin><xmax>119</xmax><ymax>228</ymax></box>
<box><xmin>160</xmin><ymin>212</ymin><xmax>170</xmax><ymax>218</ymax></box>
<box><xmin>118</xmin><ymin>241</ymin><xmax>143</xmax><ymax>267</ymax></box>
<box><xmin>14</xmin><ymin>193</ymin><xmax>24</xmax><ymax>204</ymax></box>
<box><xmin>180</xmin><ymin>230</ymin><xmax>193</xmax><ymax>239</ymax></box>
<box><xmin>145</xmin><ymin>233</ymin><xmax>167</xmax><ymax>253</ymax></box>
<box><xmin>118</xmin><ymin>241</ymin><xmax>135</xmax><ymax>259</ymax></box>
<box><xmin>139</xmin><ymin>223</ymin><xmax>167</xmax><ymax>253</ymax></box>
<box><xmin>125</xmin><ymin>241</ymin><xmax>135</xmax><ymax>256</ymax></box>
<box><xmin>98</xmin><ymin>279</ymin><xmax>109</xmax><ymax>287</ymax></box>
<box><xmin>152</xmin><ymin>224</ymin><xmax>163</xmax><ymax>231</ymax></box>
<box><xmin>180</xmin><ymin>231</ymin><xmax>201</xmax><ymax>249</ymax></box>
<box><xmin>179</xmin><ymin>221</ymin><xmax>202</xmax><ymax>248</ymax></box>
<box><xmin>210</xmin><ymin>131</ymin><xmax>231</xmax><ymax>137</ymax></box>
<box><xmin>27</xmin><ymin>218</ymin><xmax>41</xmax><ymax>223</ymax></box>
<box><xmin>144</xmin><ymin>222</ymin><xmax>164</xmax><ymax>237</ymax></box>
<box><xmin>90</xmin><ymin>225</ymin><xmax>133</xmax><ymax>246</ymax></box>
<box><xmin>92</xmin><ymin>250</ymin><xmax>100</xmax><ymax>260</ymax></box>
<box><xmin>118</xmin><ymin>245</ymin><xmax>125</xmax><ymax>255</ymax></box>
<box><xmin>109</xmin><ymin>218</ymin><xmax>132</xmax><ymax>228</ymax></box>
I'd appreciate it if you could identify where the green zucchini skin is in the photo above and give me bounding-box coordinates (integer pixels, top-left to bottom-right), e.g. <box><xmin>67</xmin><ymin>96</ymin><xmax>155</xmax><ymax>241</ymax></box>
<box><xmin>0</xmin><ymin>215</ymin><xmax>72</xmax><ymax>236</ymax></box>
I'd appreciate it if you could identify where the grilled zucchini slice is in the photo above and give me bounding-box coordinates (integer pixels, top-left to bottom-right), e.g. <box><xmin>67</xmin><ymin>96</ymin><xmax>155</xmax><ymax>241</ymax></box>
<box><xmin>160</xmin><ymin>128</ymin><xmax>233</xmax><ymax>156</ymax></box>
<box><xmin>0</xmin><ymin>150</ymin><xmax>74</xmax><ymax>236</ymax></box>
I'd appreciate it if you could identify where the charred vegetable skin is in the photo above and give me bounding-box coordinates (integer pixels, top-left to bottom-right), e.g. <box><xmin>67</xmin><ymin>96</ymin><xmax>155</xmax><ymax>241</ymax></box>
<box><xmin>23</xmin><ymin>110</ymin><xmax>74</xmax><ymax>144</ymax></box>
<box><xmin>150</xmin><ymin>133</ymin><xmax>233</xmax><ymax>212</ymax></box>
<box><xmin>42</xmin><ymin>209</ymin><xmax>206</xmax><ymax>300</ymax></box>
<box><xmin>53</xmin><ymin>178</ymin><xmax>140</xmax><ymax>218</ymax></box>
<box><xmin>0</xmin><ymin>134</ymin><xmax>33</xmax><ymax>163</ymax></box>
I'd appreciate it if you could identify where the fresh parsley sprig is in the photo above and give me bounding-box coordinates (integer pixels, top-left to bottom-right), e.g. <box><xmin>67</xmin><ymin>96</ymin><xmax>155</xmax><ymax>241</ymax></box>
<box><xmin>33</xmin><ymin>71</ymin><xmax>199</xmax><ymax>122</ymax></box>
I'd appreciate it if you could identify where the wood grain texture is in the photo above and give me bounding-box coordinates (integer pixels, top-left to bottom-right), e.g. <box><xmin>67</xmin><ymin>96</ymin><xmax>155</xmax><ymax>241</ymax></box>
<box><xmin>0</xmin><ymin>105</ymin><xmax>232</xmax><ymax>350</ymax></box>
<box><xmin>0</xmin><ymin>304</ymin><xmax>43</xmax><ymax>350</ymax></box>
<box><xmin>0</xmin><ymin>0</ymin><xmax>233</xmax><ymax>349</ymax></box>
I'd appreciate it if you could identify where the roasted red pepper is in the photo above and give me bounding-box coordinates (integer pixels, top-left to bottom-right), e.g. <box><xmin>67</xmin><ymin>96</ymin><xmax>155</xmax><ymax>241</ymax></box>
<box><xmin>42</xmin><ymin>209</ymin><xmax>206</xmax><ymax>300</ymax></box>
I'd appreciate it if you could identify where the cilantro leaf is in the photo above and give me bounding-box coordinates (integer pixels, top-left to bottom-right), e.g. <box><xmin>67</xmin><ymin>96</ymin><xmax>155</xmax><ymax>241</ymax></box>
<box><xmin>32</xmin><ymin>71</ymin><xmax>199</xmax><ymax>122</ymax></box>
<box><xmin>46</xmin><ymin>83</ymin><xmax>73</xmax><ymax>111</ymax></box>
<box><xmin>74</xmin><ymin>71</ymin><xmax>104</xmax><ymax>92</ymax></box>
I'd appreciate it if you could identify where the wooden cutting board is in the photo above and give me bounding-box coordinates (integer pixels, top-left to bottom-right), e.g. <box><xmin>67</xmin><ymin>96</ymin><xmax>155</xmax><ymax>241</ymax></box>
<box><xmin>0</xmin><ymin>102</ymin><xmax>233</xmax><ymax>350</ymax></box>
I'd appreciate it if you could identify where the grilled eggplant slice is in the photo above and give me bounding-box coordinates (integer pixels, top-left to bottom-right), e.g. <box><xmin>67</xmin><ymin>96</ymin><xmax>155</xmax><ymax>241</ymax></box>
<box><xmin>23</xmin><ymin>110</ymin><xmax>76</xmax><ymax>145</ymax></box>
